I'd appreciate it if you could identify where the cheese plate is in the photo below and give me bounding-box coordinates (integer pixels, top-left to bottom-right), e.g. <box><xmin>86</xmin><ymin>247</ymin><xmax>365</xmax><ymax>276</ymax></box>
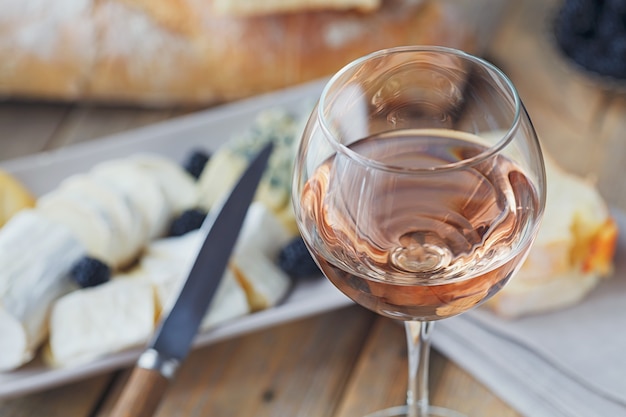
<box><xmin>0</xmin><ymin>78</ymin><xmax>355</xmax><ymax>399</ymax></box>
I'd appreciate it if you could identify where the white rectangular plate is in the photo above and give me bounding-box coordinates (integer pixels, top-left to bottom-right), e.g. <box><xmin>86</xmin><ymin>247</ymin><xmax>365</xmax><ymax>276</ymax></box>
<box><xmin>0</xmin><ymin>79</ymin><xmax>354</xmax><ymax>399</ymax></box>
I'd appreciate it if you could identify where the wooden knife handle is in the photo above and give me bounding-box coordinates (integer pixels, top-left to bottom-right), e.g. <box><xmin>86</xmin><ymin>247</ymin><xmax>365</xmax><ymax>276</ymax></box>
<box><xmin>109</xmin><ymin>366</ymin><xmax>170</xmax><ymax>417</ymax></box>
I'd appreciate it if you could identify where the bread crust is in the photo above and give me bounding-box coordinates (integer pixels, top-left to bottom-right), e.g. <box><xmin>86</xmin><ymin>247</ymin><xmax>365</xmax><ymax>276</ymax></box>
<box><xmin>0</xmin><ymin>0</ymin><xmax>476</xmax><ymax>106</ymax></box>
<box><xmin>210</xmin><ymin>0</ymin><xmax>383</xmax><ymax>16</ymax></box>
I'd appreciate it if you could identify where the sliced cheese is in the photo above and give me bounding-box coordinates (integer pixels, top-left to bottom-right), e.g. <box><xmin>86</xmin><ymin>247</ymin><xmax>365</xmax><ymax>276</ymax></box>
<box><xmin>0</xmin><ymin>210</ymin><xmax>85</xmax><ymax>371</ymax></box>
<box><xmin>197</xmin><ymin>149</ymin><xmax>248</xmax><ymax>211</ymax></box>
<box><xmin>47</xmin><ymin>277</ymin><xmax>156</xmax><ymax>367</ymax></box>
<box><xmin>37</xmin><ymin>192</ymin><xmax>114</xmax><ymax>265</ymax></box>
<box><xmin>0</xmin><ymin>306</ymin><xmax>28</xmax><ymax>371</ymax></box>
<box><xmin>86</xmin><ymin>175</ymin><xmax>149</xmax><ymax>266</ymax></box>
<box><xmin>129</xmin><ymin>154</ymin><xmax>199</xmax><ymax>215</ymax></box>
<box><xmin>487</xmin><ymin>270</ymin><xmax>601</xmax><ymax>318</ymax></box>
<box><xmin>0</xmin><ymin>169</ymin><xmax>35</xmax><ymax>228</ymax></box>
<box><xmin>231</xmin><ymin>250</ymin><xmax>291</xmax><ymax>311</ymax></box>
<box><xmin>138</xmin><ymin>230</ymin><xmax>250</xmax><ymax>330</ymax></box>
<box><xmin>200</xmin><ymin>268</ymin><xmax>250</xmax><ymax>330</ymax></box>
<box><xmin>228</xmin><ymin>202</ymin><xmax>293</xmax><ymax>311</ymax></box>
<box><xmin>487</xmin><ymin>153</ymin><xmax>617</xmax><ymax>317</ymax></box>
<box><xmin>90</xmin><ymin>160</ymin><xmax>170</xmax><ymax>239</ymax></box>
<box><xmin>62</xmin><ymin>176</ymin><xmax>137</xmax><ymax>265</ymax></box>
<box><xmin>235</xmin><ymin>202</ymin><xmax>294</xmax><ymax>258</ymax></box>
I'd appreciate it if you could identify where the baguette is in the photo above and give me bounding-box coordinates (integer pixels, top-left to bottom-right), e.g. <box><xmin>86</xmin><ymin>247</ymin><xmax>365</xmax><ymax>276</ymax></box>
<box><xmin>210</xmin><ymin>0</ymin><xmax>382</xmax><ymax>16</ymax></box>
<box><xmin>0</xmin><ymin>0</ymin><xmax>476</xmax><ymax>106</ymax></box>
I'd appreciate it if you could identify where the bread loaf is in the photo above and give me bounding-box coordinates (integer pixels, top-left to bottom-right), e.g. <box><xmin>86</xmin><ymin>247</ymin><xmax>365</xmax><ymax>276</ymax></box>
<box><xmin>0</xmin><ymin>0</ymin><xmax>477</xmax><ymax>106</ymax></box>
<box><xmin>211</xmin><ymin>0</ymin><xmax>382</xmax><ymax>16</ymax></box>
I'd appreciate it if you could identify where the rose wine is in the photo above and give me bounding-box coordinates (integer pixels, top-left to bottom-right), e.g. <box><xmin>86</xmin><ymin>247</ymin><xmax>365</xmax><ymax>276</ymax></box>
<box><xmin>299</xmin><ymin>129</ymin><xmax>540</xmax><ymax>321</ymax></box>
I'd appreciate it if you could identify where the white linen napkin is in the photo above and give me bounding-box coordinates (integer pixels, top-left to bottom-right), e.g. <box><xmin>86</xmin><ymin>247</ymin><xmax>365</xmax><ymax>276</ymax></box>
<box><xmin>434</xmin><ymin>211</ymin><xmax>626</xmax><ymax>417</ymax></box>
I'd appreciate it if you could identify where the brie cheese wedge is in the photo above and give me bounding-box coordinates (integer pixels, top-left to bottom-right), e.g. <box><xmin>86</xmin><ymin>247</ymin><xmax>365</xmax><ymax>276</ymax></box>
<box><xmin>139</xmin><ymin>230</ymin><xmax>251</xmax><ymax>328</ymax></box>
<box><xmin>0</xmin><ymin>210</ymin><xmax>85</xmax><ymax>371</ymax></box>
<box><xmin>90</xmin><ymin>161</ymin><xmax>171</xmax><ymax>240</ymax></box>
<box><xmin>486</xmin><ymin>153</ymin><xmax>618</xmax><ymax>317</ymax></box>
<box><xmin>129</xmin><ymin>154</ymin><xmax>199</xmax><ymax>215</ymax></box>
<box><xmin>37</xmin><ymin>192</ymin><xmax>114</xmax><ymax>266</ymax></box>
<box><xmin>47</xmin><ymin>276</ymin><xmax>157</xmax><ymax>368</ymax></box>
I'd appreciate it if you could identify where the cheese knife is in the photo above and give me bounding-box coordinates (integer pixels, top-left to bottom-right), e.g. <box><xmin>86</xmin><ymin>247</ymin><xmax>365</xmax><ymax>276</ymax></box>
<box><xmin>109</xmin><ymin>142</ymin><xmax>273</xmax><ymax>417</ymax></box>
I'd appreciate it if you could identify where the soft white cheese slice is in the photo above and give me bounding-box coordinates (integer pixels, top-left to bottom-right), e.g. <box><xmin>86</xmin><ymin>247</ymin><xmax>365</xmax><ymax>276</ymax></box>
<box><xmin>235</xmin><ymin>202</ymin><xmax>293</xmax><ymax>258</ymax></box>
<box><xmin>37</xmin><ymin>193</ymin><xmax>113</xmax><ymax>265</ymax></box>
<box><xmin>44</xmin><ymin>199</ymin><xmax>294</xmax><ymax>368</ymax></box>
<box><xmin>487</xmin><ymin>270</ymin><xmax>601</xmax><ymax>318</ymax></box>
<box><xmin>200</xmin><ymin>269</ymin><xmax>250</xmax><ymax>331</ymax></box>
<box><xmin>86</xmin><ymin>173</ymin><xmax>148</xmax><ymax>256</ymax></box>
<box><xmin>0</xmin><ymin>210</ymin><xmax>85</xmax><ymax>371</ymax></box>
<box><xmin>129</xmin><ymin>154</ymin><xmax>199</xmax><ymax>215</ymax></box>
<box><xmin>138</xmin><ymin>231</ymin><xmax>250</xmax><ymax>330</ymax></box>
<box><xmin>0</xmin><ymin>306</ymin><xmax>28</xmax><ymax>371</ymax></box>
<box><xmin>90</xmin><ymin>161</ymin><xmax>170</xmax><ymax>239</ymax></box>
<box><xmin>42</xmin><ymin>175</ymin><xmax>141</xmax><ymax>268</ymax></box>
<box><xmin>47</xmin><ymin>277</ymin><xmax>156</xmax><ymax>368</ymax></box>
<box><xmin>231</xmin><ymin>250</ymin><xmax>291</xmax><ymax>311</ymax></box>
<box><xmin>219</xmin><ymin>202</ymin><xmax>293</xmax><ymax>311</ymax></box>
<box><xmin>197</xmin><ymin>150</ymin><xmax>248</xmax><ymax>211</ymax></box>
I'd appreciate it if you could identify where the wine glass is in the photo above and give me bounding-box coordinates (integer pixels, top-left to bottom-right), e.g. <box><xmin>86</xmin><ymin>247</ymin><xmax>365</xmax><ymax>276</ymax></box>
<box><xmin>292</xmin><ymin>46</ymin><xmax>546</xmax><ymax>417</ymax></box>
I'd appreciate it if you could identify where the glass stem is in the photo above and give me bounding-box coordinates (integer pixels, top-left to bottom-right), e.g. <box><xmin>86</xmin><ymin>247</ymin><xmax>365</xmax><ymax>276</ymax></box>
<box><xmin>405</xmin><ymin>320</ymin><xmax>435</xmax><ymax>417</ymax></box>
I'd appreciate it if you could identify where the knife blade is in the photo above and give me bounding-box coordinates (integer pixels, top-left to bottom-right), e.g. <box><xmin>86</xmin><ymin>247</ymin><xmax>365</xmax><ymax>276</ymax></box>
<box><xmin>109</xmin><ymin>142</ymin><xmax>273</xmax><ymax>417</ymax></box>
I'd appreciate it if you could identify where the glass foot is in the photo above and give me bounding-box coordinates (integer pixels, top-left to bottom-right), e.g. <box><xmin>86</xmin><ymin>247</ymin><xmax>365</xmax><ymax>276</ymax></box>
<box><xmin>364</xmin><ymin>405</ymin><xmax>467</xmax><ymax>417</ymax></box>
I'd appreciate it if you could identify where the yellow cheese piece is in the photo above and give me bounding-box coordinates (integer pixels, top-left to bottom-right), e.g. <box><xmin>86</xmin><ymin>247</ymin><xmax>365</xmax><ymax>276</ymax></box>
<box><xmin>0</xmin><ymin>170</ymin><xmax>35</xmax><ymax>227</ymax></box>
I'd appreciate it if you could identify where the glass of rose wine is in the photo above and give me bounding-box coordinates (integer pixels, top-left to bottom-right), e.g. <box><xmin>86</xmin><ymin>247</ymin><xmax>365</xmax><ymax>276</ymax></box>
<box><xmin>292</xmin><ymin>46</ymin><xmax>546</xmax><ymax>417</ymax></box>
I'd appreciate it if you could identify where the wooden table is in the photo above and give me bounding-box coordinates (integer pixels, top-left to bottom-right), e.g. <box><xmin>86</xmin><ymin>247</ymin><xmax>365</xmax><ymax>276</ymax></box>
<box><xmin>1</xmin><ymin>0</ymin><xmax>624</xmax><ymax>416</ymax></box>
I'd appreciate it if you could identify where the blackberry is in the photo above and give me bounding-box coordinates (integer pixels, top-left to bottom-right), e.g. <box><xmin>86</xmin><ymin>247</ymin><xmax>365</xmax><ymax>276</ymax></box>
<box><xmin>605</xmin><ymin>0</ymin><xmax>626</xmax><ymax>14</ymax></box>
<box><xmin>555</xmin><ymin>0</ymin><xmax>626</xmax><ymax>80</ymax></box>
<box><xmin>595</xmin><ymin>4</ymin><xmax>623</xmax><ymax>41</ymax></box>
<box><xmin>70</xmin><ymin>257</ymin><xmax>111</xmax><ymax>288</ymax></box>
<box><xmin>183</xmin><ymin>150</ymin><xmax>211</xmax><ymax>180</ymax></box>
<box><xmin>277</xmin><ymin>236</ymin><xmax>321</xmax><ymax>278</ymax></box>
<box><xmin>556</xmin><ymin>0</ymin><xmax>600</xmax><ymax>37</ymax></box>
<box><xmin>169</xmin><ymin>208</ymin><xmax>207</xmax><ymax>236</ymax></box>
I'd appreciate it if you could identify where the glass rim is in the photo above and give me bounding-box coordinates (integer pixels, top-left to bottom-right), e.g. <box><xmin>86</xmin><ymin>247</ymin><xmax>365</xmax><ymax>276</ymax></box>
<box><xmin>317</xmin><ymin>45</ymin><xmax>523</xmax><ymax>173</ymax></box>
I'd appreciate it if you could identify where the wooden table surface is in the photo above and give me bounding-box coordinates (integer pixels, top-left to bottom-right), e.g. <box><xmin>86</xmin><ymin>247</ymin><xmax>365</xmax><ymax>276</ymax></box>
<box><xmin>1</xmin><ymin>0</ymin><xmax>625</xmax><ymax>416</ymax></box>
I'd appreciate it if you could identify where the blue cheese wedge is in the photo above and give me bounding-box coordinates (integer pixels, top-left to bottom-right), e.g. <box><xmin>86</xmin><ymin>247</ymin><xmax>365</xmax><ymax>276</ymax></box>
<box><xmin>197</xmin><ymin>109</ymin><xmax>305</xmax><ymax>232</ymax></box>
